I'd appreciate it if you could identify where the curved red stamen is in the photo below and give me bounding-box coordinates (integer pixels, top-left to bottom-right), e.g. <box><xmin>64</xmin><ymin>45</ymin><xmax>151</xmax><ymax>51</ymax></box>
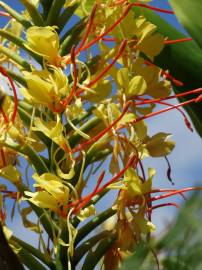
<box><xmin>72</xmin><ymin>171</ymin><xmax>105</xmax><ymax>213</ymax></box>
<box><xmin>71</xmin><ymin>101</ymin><xmax>131</xmax><ymax>153</ymax></box>
<box><xmin>148</xmin><ymin>187</ymin><xmax>202</xmax><ymax>202</ymax></box>
<box><xmin>75</xmin><ymin>4</ymin><xmax>97</xmax><ymax>55</ymax></box>
<box><xmin>134</xmin><ymin>88</ymin><xmax>202</xmax><ymax>106</ymax></box>
<box><xmin>0</xmin><ymin>108</ymin><xmax>9</xmax><ymax>124</ymax></box>
<box><xmin>136</xmin><ymin>97</ymin><xmax>193</xmax><ymax>132</ymax></box>
<box><xmin>147</xmin><ymin>202</ymin><xmax>180</xmax><ymax>212</ymax></box>
<box><xmin>79</xmin><ymin>4</ymin><xmax>174</xmax><ymax>53</ymax></box>
<box><xmin>130</xmin><ymin>97</ymin><xmax>201</xmax><ymax>125</ymax></box>
<box><xmin>149</xmin><ymin>189</ymin><xmax>187</xmax><ymax>201</ymax></box>
<box><xmin>0</xmin><ymin>11</ymin><xmax>10</xmax><ymax>17</ymax></box>
<box><xmin>164</xmin><ymin>37</ymin><xmax>192</xmax><ymax>45</ymax></box>
<box><xmin>0</xmin><ymin>66</ymin><xmax>18</xmax><ymax>123</ymax></box>
<box><xmin>76</xmin><ymin>39</ymin><xmax>127</xmax><ymax>97</ymax></box>
<box><xmin>87</xmin><ymin>39</ymin><xmax>127</xmax><ymax>87</ymax></box>
<box><xmin>144</xmin><ymin>60</ymin><xmax>183</xmax><ymax>87</ymax></box>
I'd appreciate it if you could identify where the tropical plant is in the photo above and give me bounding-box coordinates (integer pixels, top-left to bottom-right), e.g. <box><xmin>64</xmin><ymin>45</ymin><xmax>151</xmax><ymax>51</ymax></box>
<box><xmin>0</xmin><ymin>0</ymin><xmax>201</xmax><ymax>269</ymax></box>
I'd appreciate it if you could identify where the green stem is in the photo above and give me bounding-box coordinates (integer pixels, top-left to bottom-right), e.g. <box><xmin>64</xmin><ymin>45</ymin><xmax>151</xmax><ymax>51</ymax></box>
<box><xmin>75</xmin><ymin>208</ymin><xmax>116</xmax><ymax>246</ymax></box>
<box><xmin>59</xmin><ymin>18</ymin><xmax>87</xmax><ymax>56</ymax></box>
<box><xmin>20</xmin><ymin>0</ymin><xmax>44</xmax><ymax>26</ymax></box>
<box><xmin>0</xmin><ymin>1</ymin><xmax>31</xmax><ymax>28</ymax></box>
<box><xmin>73</xmin><ymin>231</ymin><xmax>109</xmax><ymax>265</ymax></box>
<box><xmin>12</xmin><ymin>235</ymin><xmax>55</xmax><ymax>269</ymax></box>
<box><xmin>0</xmin><ymin>30</ymin><xmax>43</xmax><ymax>64</ymax></box>
<box><xmin>6</xmin><ymin>69</ymin><xmax>27</xmax><ymax>87</ymax></box>
<box><xmin>20</xmin><ymin>144</ymin><xmax>49</xmax><ymax>174</ymax></box>
<box><xmin>12</xmin><ymin>242</ymin><xmax>48</xmax><ymax>270</ymax></box>
<box><xmin>69</xmin><ymin>116</ymin><xmax>100</xmax><ymax>148</ymax></box>
<box><xmin>0</xmin><ymin>45</ymin><xmax>31</xmax><ymax>71</ymax></box>
<box><xmin>46</xmin><ymin>0</ymin><xmax>66</xmax><ymax>26</ymax></box>
<box><xmin>81</xmin><ymin>233</ymin><xmax>117</xmax><ymax>270</ymax></box>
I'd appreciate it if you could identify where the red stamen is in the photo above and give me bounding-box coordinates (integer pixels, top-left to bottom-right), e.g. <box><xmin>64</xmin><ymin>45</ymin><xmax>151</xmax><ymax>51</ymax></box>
<box><xmin>164</xmin><ymin>37</ymin><xmax>192</xmax><ymax>45</ymax></box>
<box><xmin>137</xmin><ymin>98</ymin><xmax>193</xmax><ymax>132</ymax></box>
<box><xmin>130</xmin><ymin>97</ymin><xmax>201</xmax><ymax>126</ymax></box>
<box><xmin>133</xmin><ymin>3</ymin><xmax>174</xmax><ymax>14</ymax></box>
<box><xmin>0</xmin><ymin>148</ymin><xmax>6</xmax><ymax>167</ymax></box>
<box><xmin>0</xmin><ymin>66</ymin><xmax>18</xmax><ymax>123</ymax></box>
<box><xmin>94</xmin><ymin>154</ymin><xmax>137</xmax><ymax>195</ymax></box>
<box><xmin>79</xmin><ymin>4</ymin><xmax>174</xmax><ymax>53</ymax></box>
<box><xmin>71</xmin><ymin>101</ymin><xmax>131</xmax><ymax>153</ymax></box>
<box><xmin>144</xmin><ymin>60</ymin><xmax>183</xmax><ymax>87</ymax></box>
<box><xmin>76</xmin><ymin>40</ymin><xmax>127</xmax><ymax>97</ymax></box>
<box><xmin>134</xmin><ymin>88</ymin><xmax>202</xmax><ymax>106</ymax></box>
<box><xmin>0</xmin><ymin>11</ymin><xmax>10</xmax><ymax>17</ymax></box>
<box><xmin>67</xmin><ymin>171</ymin><xmax>105</xmax><ymax>209</ymax></box>
<box><xmin>149</xmin><ymin>188</ymin><xmax>187</xmax><ymax>201</ymax></box>
<box><xmin>87</xmin><ymin>39</ymin><xmax>127</xmax><ymax>88</ymax></box>
<box><xmin>147</xmin><ymin>202</ymin><xmax>180</xmax><ymax>212</ymax></box>
<box><xmin>0</xmin><ymin>108</ymin><xmax>9</xmax><ymax>124</ymax></box>
<box><xmin>148</xmin><ymin>187</ymin><xmax>202</xmax><ymax>202</ymax></box>
<box><xmin>73</xmin><ymin>171</ymin><xmax>105</xmax><ymax>213</ymax></box>
<box><xmin>75</xmin><ymin>4</ymin><xmax>97</xmax><ymax>55</ymax></box>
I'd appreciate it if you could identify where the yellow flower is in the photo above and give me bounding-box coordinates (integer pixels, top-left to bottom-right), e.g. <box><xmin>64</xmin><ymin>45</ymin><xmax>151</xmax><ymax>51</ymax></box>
<box><xmin>123</xmin><ymin>167</ymin><xmax>155</xmax><ymax>197</ymax></box>
<box><xmin>24</xmin><ymin>172</ymin><xmax>69</xmax><ymax>212</ymax></box>
<box><xmin>33</xmin><ymin>115</ymin><xmax>67</xmax><ymax>149</ymax></box>
<box><xmin>20</xmin><ymin>67</ymin><xmax>68</xmax><ymax>111</ymax></box>
<box><xmin>25</xmin><ymin>26</ymin><xmax>61</xmax><ymax>66</ymax></box>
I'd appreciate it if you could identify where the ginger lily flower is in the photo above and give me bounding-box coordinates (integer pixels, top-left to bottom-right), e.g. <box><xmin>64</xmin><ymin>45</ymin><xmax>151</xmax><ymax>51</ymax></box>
<box><xmin>20</xmin><ymin>67</ymin><xmax>69</xmax><ymax>112</ymax></box>
<box><xmin>25</xmin><ymin>26</ymin><xmax>61</xmax><ymax>66</ymax></box>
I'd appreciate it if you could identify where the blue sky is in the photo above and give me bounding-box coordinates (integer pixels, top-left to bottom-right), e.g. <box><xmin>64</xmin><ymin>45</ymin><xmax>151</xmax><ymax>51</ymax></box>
<box><xmin>0</xmin><ymin>0</ymin><xmax>202</xmax><ymax>245</ymax></box>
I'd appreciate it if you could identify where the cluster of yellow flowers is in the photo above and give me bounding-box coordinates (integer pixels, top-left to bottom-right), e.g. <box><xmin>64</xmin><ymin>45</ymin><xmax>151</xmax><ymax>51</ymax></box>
<box><xmin>0</xmin><ymin>1</ymin><xmax>200</xmax><ymax>269</ymax></box>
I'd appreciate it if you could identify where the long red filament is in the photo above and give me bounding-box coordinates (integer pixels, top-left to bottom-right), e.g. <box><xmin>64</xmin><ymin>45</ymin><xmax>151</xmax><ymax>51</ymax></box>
<box><xmin>72</xmin><ymin>171</ymin><xmax>105</xmax><ymax>212</ymax></box>
<box><xmin>148</xmin><ymin>187</ymin><xmax>202</xmax><ymax>203</ymax></box>
<box><xmin>76</xmin><ymin>40</ymin><xmax>127</xmax><ymax>97</ymax></box>
<box><xmin>0</xmin><ymin>11</ymin><xmax>10</xmax><ymax>17</ymax></box>
<box><xmin>0</xmin><ymin>66</ymin><xmax>18</xmax><ymax>123</ymax></box>
<box><xmin>79</xmin><ymin>3</ymin><xmax>174</xmax><ymax>53</ymax></box>
<box><xmin>87</xmin><ymin>39</ymin><xmax>127</xmax><ymax>87</ymax></box>
<box><xmin>144</xmin><ymin>60</ymin><xmax>184</xmax><ymax>87</ymax></box>
<box><xmin>71</xmin><ymin>101</ymin><xmax>131</xmax><ymax>153</ymax></box>
<box><xmin>136</xmin><ymin>97</ymin><xmax>193</xmax><ymax>132</ymax></box>
<box><xmin>67</xmin><ymin>170</ymin><xmax>105</xmax><ymax>209</ymax></box>
<box><xmin>134</xmin><ymin>88</ymin><xmax>202</xmax><ymax>106</ymax></box>
<box><xmin>131</xmin><ymin>97</ymin><xmax>200</xmax><ymax>125</ymax></box>
<box><xmin>164</xmin><ymin>37</ymin><xmax>192</xmax><ymax>45</ymax></box>
<box><xmin>147</xmin><ymin>202</ymin><xmax>180</xmax><ymax>212</ymax></box>
<box><xmin>75</xmin><ymin>4</ymin><xmax>97</xmax><ymax>55</ymax></box>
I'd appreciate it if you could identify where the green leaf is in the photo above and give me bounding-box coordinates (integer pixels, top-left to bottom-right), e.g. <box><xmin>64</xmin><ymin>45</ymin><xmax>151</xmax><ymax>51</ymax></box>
<box><xmin>133</xmin><ymin>6</ymin><xmax>202</xmax><ymax>137</ymax></box>
<box><xmin>169</xmin><ymin>0</ymin><xmax>202</xmax><ymax>50</ymax></box>
<box><xmin>157</xmin><ymin>192</ymin><xmax>202</xmax><ymax>270</ymax></box>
